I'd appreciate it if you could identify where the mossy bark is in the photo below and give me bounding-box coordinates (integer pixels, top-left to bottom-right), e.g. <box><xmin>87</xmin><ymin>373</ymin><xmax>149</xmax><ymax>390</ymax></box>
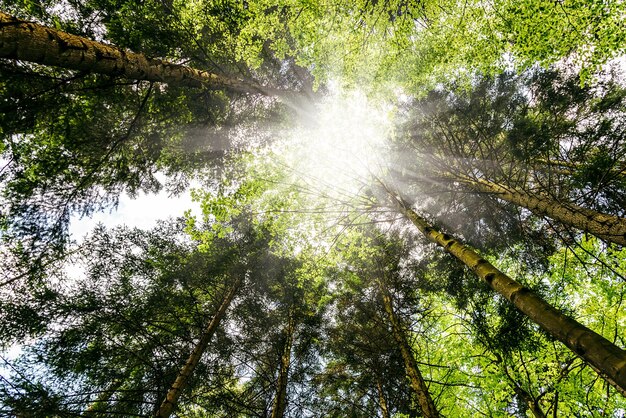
<box><xmin>391</xmin><ymin>193</ymin><xmax>626</xmax><ymax>394</ymax></box>
<box><xmin>0</xmin><ymin>12</ymin><xmax>278</xmax><ymax>95</ymax></box>
<box><xmin>457</xmin><ymin>175</ymin><xmax>626</xmax><ymax>246</ymax></box>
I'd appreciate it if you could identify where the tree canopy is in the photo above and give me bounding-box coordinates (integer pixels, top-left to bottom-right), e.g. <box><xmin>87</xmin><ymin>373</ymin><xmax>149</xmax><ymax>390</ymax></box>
<box><xmin>2</xmin><ymin>2</ymin><xmax>626</xmax><ymax>417</ymax></box>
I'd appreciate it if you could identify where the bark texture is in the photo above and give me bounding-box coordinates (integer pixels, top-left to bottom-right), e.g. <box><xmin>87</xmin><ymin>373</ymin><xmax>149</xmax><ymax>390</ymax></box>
<box><xmin>380</xmin><ymin>285</ymin><xmax>439</xmax><ymax>418</ymax></box>
<box><xmin>270</xmin><ymin>308</ymin><xmax>297</xmax><ymax>418</ymax></box>
<box><xmin>457</xmin><ymin>175</ymin><xmax>626</xmax><ymax>246</ymax></box>
<box><xmin>513</xmin><ymin>387</ymin><xmax>546</xmax><ymax>418</ymax></box>
<box><xmin>155</xmin><ymin>278</ymin><xmax>242</xmax><ymax>418</ymax></box>
<box><xmin>0</xmin><ymin>12</ymin><xmax>278</xmax><ymax>95</ymax></box>
<box><xmin>390</xmin><ymin>193</ymin><xmax>626</xmax><ymax>394</ymax></box>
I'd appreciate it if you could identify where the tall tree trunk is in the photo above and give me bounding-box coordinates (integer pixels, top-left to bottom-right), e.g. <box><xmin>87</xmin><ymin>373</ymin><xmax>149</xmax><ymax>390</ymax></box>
<box><xmin>270</xmin><ymin>307</ymin><xmax>297</xmax><ymax>418</ymax></box>
<box><xmin>82</xmin><ymin>379</ymin><xmax>123</xmax><ymax>416</ymax></box>
<box><xmin>0</xmin><ymin>12</ymin><xmax>281</xmax><ymax>96</ymax></box>
<box><xmin>380</xmin><ymin>284</ymin><xmax>440</xmax><ymax>418</ymax></box>
<box><xmin>387</xmin><ymin>190</ymin><xmax>626</xmax><ymax>395</ymax></box>
<box><xmin>155</xmin><ymin>277</ymin><xmax>242</xmax><ymax>418</ymax></box>
<box><xmin>376</xmin><ymin>378</ymin><xmax>391</xmax><ymax>418</ymax></box>
<box><xmin>454</xmin><ymin>174</ymin><xmax>626</xmax><ymax>246</ymax></box>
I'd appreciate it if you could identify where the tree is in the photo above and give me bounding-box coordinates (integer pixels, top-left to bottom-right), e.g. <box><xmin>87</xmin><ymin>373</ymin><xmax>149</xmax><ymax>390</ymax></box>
<box><xmin>447</xmin><ymin>174</ymin><xmax>626</xmax><ymax>246</ymax></box>
<box><xmin>0</xmin><ymin>214</ymin><xmax>279</xmax><ymax>416</ymax></box>
<box><xmin>381</xmin><ymin>186</ymin><xmax>626</xmax><ymax>394</ymax></box>
<box><xmin>2</xmin><ymin>221</ymin><xmax>213</xmax><ymax>416</ymax></box>
<box><xmin>314</xmin><ymin>230</ymin><xmax>443</xmax><ymax>417</ymax></box>
<box><xmin>269</xmin><ymin>304</ymin><xmax>296</xmax><ymax>418</ymax></box>
<box><xmin>227</xmin><ymin>0</ymin><xmax>626</xmax><ymax>93</ymax></box>
<box><xmin>380</xmin><ymin>286</ymin><xmax>439</xmax><ymax>418</ymax></box>
<box><xmin>0</xmin><ymin>6</ymin><xmax>306</xmax><ymax>287</ymax></box>
<box><xmin>156</xmin><ymin>275</ymin><xmax>242</xmax><ymax>417</ymax></box>
<box><xmin>316</xmin><ymin>264</ymin><xmax>420</xmax><ymax>417</ymax></box>
<box><xmin>396</xmin><ymin>69</ymin><xmax>626</xmax><ymax>247</ymax></box>
<box><xmin>3</xmin><ymin>2</ymin><xmax>626</xmax><ymax>416</ymax></box>
<box><xmin>0</xmin><ymin>12</ymin><xmax>274</xmax><ymax>94</ymax></box>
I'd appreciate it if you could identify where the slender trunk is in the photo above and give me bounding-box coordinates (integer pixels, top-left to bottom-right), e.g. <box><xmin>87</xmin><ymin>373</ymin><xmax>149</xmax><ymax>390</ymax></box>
<box><xmin>270</xmin><ymin>308</ymin><xmax>297</xmax><ymax>418</ymax></box>
<box><xmin>0</xmin><ymin>12</ymin><xmax>281</xmax><ymax>96</ymax></box>
<box><xmin>455</xmin><ymin>175</ymin><xmax>626</xmax><ymax>246</ymax></box>
<box><xmin>380</xmin><ymin>284</ymin><xmax>439</xmax><ymax>418</ymax></box>
<box><xmin>82</xmin><ymin>379</ymin><xmax>123</xmax><ymax>416</ymax></box>
<box><xmin>155</xmin><ymin>278</ymin><xmax>242</xmax><ymax>418</ymax></box>
<box><xmin>497</xmin><ymin>354</ymin><xmax>547</xmax><ymax>418</ymax></box>
<box><xmin>388</xmin><ymin>191</ymin><xmax>626</xmax><ymax>394</ymax></box>
<box><xmin>529</xmin><ymin>400</ymin><xmax>547</xmax><ymax>418</ymax></box>
<box><xmin>376</xmin><ymin>378</ymin><xmax>391</xmax><ymax>418</ymax></box>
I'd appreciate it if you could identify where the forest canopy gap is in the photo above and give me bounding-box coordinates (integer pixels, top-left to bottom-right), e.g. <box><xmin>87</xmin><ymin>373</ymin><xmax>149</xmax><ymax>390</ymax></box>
<box><xmin>1</xmin><ymin>2</ymin><xmax>626</xmax><ymax>417</ymax></box>
<box><xmin>277</xmin><ymin>87</ymin><xmax>393</xmax><ymax>199</ymax></box>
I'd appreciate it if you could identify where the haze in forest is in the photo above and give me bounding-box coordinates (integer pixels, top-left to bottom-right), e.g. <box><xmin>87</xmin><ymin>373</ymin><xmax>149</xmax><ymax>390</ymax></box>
<box><xmin>1</xmin><ymin>2</ymin><xmax>626</xmax><ymax>418</ymax></box>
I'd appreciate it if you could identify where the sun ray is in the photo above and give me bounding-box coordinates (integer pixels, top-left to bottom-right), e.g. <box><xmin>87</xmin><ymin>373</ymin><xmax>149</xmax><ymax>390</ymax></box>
<box><xmin>276</xmin><ymin>88</ymin><xmax>394</xmax><ymax>202</ymax></box>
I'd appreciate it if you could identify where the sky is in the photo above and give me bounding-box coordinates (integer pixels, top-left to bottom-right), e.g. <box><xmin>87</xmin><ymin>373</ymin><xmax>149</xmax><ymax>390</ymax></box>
<box><xmin>0</xmin><ymin>181</ymin><xmax>202</xmax><ymax>374</ymax></box>
<box><xmin>68</xmin><ymin>181</ymin><xmax>201</xmax><ymax>242</ymax></box>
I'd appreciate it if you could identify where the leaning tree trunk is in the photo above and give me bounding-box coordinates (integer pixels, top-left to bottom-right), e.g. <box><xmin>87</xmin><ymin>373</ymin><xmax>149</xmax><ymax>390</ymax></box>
<box><xmin>270</xmin><ymin>307</ymin><xmax>297</xmax><ymax>418</ymax></box>
<box><xmin>386</xmin><ymin>190</ymin><xmax>626</xmax><ymax>395</ymax></box>
<box><xmin>0</xmin><ymin>12</ymin><xmax>281</xmax><ymax>96</ymax></box>
<box><xmin>380</xmin><ymin>284</ymin><xmax>440</xmax><ymax>418</ymax></box>
<box><xmin>454</xmin><ymin>174</ymin><xmax>626</xmax><ymax>246</ymax></box>
<box><xmin>155</xmin><ymin>277</ymin><xmax>242</xmax><ymax>418</ymax></box>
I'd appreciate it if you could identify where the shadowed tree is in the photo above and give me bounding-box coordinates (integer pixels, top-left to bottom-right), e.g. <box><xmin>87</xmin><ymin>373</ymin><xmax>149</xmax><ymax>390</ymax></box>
<box><xmin>397</xmin><ymin>69</ymin><xmax>626</xmax><ymax>247</ymax></box>
<box><xmin>376</xmin><ymin>184</ymin><xmax>626</xmax><ymax>394</ymax></box>
<box><xmin>0</xmin><ymin>215</ymin><xmax>280</xmax><ymax>416</ymax></box>
<box><xmin>315</xmin><ymin>273</ymin><xmax>419</xmax><ymax>417</ymax></box>
<box><xmin>155</xmin><ymin>276</ymin><xmax>243</xmax><ymax>418</ymax></box>
<box><xmin>313</xmin><ymin>231</ymin><xmax>442</xmax><ymax>417</ymax></box>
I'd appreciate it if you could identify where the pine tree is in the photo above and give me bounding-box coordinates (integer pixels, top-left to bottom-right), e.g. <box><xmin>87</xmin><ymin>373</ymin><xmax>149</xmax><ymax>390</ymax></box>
<box><xmin>383</xmin><ymin>187</ymin><xmax>626</xmax><ymax>394</ymax></box>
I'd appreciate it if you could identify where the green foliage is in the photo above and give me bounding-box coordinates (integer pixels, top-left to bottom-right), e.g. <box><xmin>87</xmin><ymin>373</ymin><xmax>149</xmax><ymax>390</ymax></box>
<box><xmin>3</xmin><ymin>2</ymin><xmax>626</xmax><ymax>417</ymax></box>
<box><xmin>395</xmin><ymin>68</ymin><xmax>626</xmax><ymax>257</ymax></box>
<box><xmin>224</xmin><ymin>0</ymin><xmax>626</xmax><ymax>94</ymax></box>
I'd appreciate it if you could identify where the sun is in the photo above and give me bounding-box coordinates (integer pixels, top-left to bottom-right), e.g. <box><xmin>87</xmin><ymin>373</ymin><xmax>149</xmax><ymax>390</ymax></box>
<box><xmin>278</xmin><ymin>88</ymin><xmax>393</xmax><ymax>198</ymax></box>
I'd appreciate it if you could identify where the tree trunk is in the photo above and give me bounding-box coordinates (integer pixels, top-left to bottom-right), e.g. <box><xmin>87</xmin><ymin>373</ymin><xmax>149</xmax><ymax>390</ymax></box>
<box><xmin>0</xmin><ymin>12</ymin><xmax>281</xmax><ymax>96</ymax></box>
<box><xmin>380</xmin><ymin>284</ymin><xmax>440</xmax><ymax>418</ymax></box>
<box><xmin>270</xmin><ymin>307</ymin><xmax>297</xmax><ymax>418</ymax></box>
<box><xmin>513</xmin><ymin>386</ymin><xmax>546</xmax><ymax>418</ymax></box>
<box><xmin>82</xmin><ymin>379</ymin><xmax>123</xmax><ymax>416</ymax></box>
<box><xmin>376</xmin><ymin>378</ymin><xmax>391</xmax><ymax>418</ymax></box>
<box><xmin>388</xmin><ymin>191</ymin><xmax>626</xmax><ymax>395</ymax></box>
<box><xmin>155</xmin><ymin>277</ymin><xmax>242</xmax><ymax>418</ymax></box>
<box><xmin>454</xmin><ymin>174</ymin><xmax>626</xmax><ymax>246</ymax></box>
